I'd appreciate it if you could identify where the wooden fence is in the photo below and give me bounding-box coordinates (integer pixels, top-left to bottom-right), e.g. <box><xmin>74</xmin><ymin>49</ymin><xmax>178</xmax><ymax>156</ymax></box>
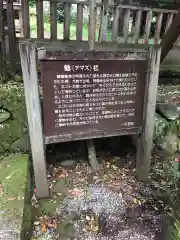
<box><xmin>0</xmin><ymin>0</ymin><xmax>179</xmax><ymax>80</ymax></box>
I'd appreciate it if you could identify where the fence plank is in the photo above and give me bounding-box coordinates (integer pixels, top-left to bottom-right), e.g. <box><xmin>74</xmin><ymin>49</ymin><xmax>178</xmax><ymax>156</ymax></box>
<box><xmin>165</xmin><ymin>13</ymin><xmax>173</xmax><ymax>33</ymax></box>
<box><xmin>50</xmin><ymin>1</ymin><xmax>57</xmax><ymax>39</ymax></box>
<box><xmin>99</xmin><ymin>0</ymin><xmax>108</xmax><ymax>41</ymax></box>
<box><xmin>76</xmin><ymin>4</ymin><xmax>83</xmax><ymax>41</ymax></box>
<box><xmin>7</xmin><ymin>0</ymin><xmax>17</xmax><ymax>73</ymax></box>
<box><xmin>0</xmin><ymin>0</ymin><xmax>6</xmax><ymax>80</ymax></box>
<box><xmin>89</xmin><ymin>0</ymin><xmax>96</xmax><ymax>49</ymax></box>
<box><xmin>154</xmin><ymin>12</ymin><xmax>163</xmax><ymax>44</ymax></box>
<box><xmin>112</xmin><ymin>7</ymin><xmax>119</xmax><ymax>42</ymax></box>
<box><xmin>19</xmin><ymin>43</ymin><xmax>49</xmax><ymax>199</ymax></box>
<box><xmin>123</xmin><ymin>9</ymin><xmax>130</xmax><ymax>43</ymax></box>
<box><xmin>144</xmin><ymin>11</ymin><xmax>152</xmax><ymax>43</ymax></box>
<box><xmin>22</xmin><ymin>0</ymin><xmax>30</xmax><ymax>37</ymax></box>
<box><xmin>136</xmin><ymin>47</ymin><xmax>161</xmax><ymax>181</ymax></box>
<box><xmin>36</xmin><ymin>0</ymin><xmax>44</xmax><ymax>39</ymax></box>
<box><xmin>64</xmin><ymin>2</ymin><xmax>71</xmax><ymax>40</ymax></box>
<box><xmin>133</xmin><ymin>10</ymin><xmax>142</xmax><ymax>43</ymax></box>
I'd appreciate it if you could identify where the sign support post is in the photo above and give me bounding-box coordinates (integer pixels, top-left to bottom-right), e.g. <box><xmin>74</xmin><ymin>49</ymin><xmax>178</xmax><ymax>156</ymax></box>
<box><xmin>19</xmin><ymin>43</ymin><xmax>49</xmax><ymax>198</ymax></box>
<box><xmin>136</xmin><ymin>46</ymin><xmax>161</xmax><ymax>181</ymax></box>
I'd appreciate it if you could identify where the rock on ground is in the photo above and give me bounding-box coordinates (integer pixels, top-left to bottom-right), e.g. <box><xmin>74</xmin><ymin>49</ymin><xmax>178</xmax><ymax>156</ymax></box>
<box><xmin>0</xmin><ymin>154</ymin><xmax>30</xmax><ymax>240</ymax></box>
<box><xmin>156</xmin><ymin>103</ymin><xmax>179</xmax><ymax>121</ymax></box>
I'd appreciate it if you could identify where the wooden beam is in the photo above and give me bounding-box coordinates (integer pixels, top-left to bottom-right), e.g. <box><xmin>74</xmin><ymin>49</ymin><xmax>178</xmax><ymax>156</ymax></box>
<box><xmin>19</xmin><ymin>43</ymin><xmax>49</xmax><ymax>199</ymax></box>
<box><xmin>161</xmin><ymin>9</ymin><xmax>180</xmax><ymax>62</ymax></box>
<box><xmin>136</xmin><ymin>46</ymin><xmax>161</xmax><ymax>181</ymax></box>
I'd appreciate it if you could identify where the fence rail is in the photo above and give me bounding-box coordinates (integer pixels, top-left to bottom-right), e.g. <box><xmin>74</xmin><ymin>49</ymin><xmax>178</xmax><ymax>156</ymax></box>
<box><xmin>0</xmin><ymin>0</ymin><xmax>179</xmax><ymax>80</ymax></box>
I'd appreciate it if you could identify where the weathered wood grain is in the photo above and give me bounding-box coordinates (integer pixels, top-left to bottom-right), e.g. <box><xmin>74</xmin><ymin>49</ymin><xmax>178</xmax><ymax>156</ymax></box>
<box><xmin>136</xmin><ymin>46</ymin><xmax>161</xmax><ymax>181</ymax></box>
<box><xmin>19</xmin><ymin>43</ymin><xmax>49</xmax><ymax>198</ymax></box>
<box><xmin>36</xmin><ymin>0</ymin><xmax>44</xmax><ymax>39</ymax></box>
<box><xmin>7</xmin><ymin>0</ymin><xmax>16</xmax><ymax>72</ymax></box>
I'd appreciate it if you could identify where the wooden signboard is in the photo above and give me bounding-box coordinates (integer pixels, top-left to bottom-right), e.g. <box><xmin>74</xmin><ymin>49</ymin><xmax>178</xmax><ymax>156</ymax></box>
<box><xmin>40</xmin><ymin>53</ymin><xmax>148</xmax><ymax>144</ymax></box>
<box><xmin>19</xmin><ymin>44</ymin><xmax>161</xmax><ymax>198</ymax></box>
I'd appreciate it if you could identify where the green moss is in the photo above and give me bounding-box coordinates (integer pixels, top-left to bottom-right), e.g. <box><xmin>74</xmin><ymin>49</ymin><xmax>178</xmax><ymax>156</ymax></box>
<box><xmin>0</xmin><ymin>83</ymin><xmax>27</xmax><ymax>154</ymax></box>
<box><xmin>0</xmin><ymin>154</ymin><xmax>29</xmax><ymax>235</ymax></box>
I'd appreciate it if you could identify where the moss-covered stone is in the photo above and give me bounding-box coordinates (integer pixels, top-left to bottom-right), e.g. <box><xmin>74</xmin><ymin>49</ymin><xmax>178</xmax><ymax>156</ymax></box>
<box><xmin>0</xmin><ymin>83</ymin><xmax>27</xmax><ymax>154</ymax></box>
<box><xmin>0</xmin><ymin>154</ymin><xmax>30</xmax><ymax>239</ymax></box>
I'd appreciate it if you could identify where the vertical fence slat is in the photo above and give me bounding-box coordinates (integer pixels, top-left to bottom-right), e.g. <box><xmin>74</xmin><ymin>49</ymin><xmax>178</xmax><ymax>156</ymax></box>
<box><xmin>64</xmin><ymin>3</ymin><xmax>71</xmax><ymax>40</ymax></box>
<box><xmin>22</xmin><ymin>0</ymin><xmax>30</xmax><ymax>38</ymax></box>
<box><xmin>133</xmin><ymin>10</ymin><xmax>142</xmax><ymax>43</ymax></box>
<box><xmin>50</xmin><ymin>1</ymin><xmax>57</xmax><ymax>40</ymax></box>
<box><xmin>154</xmin><ymin>12</ymin><xmax>163</xmax><ymax>44</ymax></box>
<box><xmin>99</xmin><ymin>0</ymin><xmax>108</xmax><ymax>41</ymax></box>
<box><xmin>123</xmin><ymin>9</ymin><xmax>130</xmax><ymax>43</ymax></box>
<box><xmin>144</xmin><ymin>11</ymin><xmax>152</xmax><ymax>43</ymax></box>
<box><xmin>36</xmin><ymin>0</ymin><xmax>44</xmax><ymax>39</ymax></box>
<box><xmin>7</xmin><ymin>0</ymin><xmax>16</xmax><ymax>73</ymax></box>
<box><xmin>112</xmin><ymin>7</ymin><xmax>119</xmax><ymax>42</ymax></box>
<box><xmin>89</xmin><ymin>0</ymin><xmax>96</xmax><ymax>49</ymax></box>
<box><xmin>76</xmin><ymin>4</ymin><xmax>83</xmax><ymax>41</ymax></box>
<box><xmin>0</xmin><ymin>0</ymin><xmax>6</xmax><ymax>80</ymax></box>
<box><xmin>165</xmin><ymin>13</ymin><xmax>173</xmax><ymax>33</ymax></box>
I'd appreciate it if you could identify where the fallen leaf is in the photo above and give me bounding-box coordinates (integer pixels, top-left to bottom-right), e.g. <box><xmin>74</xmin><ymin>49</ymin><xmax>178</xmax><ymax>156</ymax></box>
<box><xmin>69</xmin><ymin>188</ymin><xmax>83</xmax><ymax>197</ymax></box>
<box><xmin>5</xmin><ymin>175</ymin><xmax>12</xmax><ymax>180</ymax></box>
<box><xmin>7</xmin><ymin>197</ymin><xmax>17</xmax><ymax>201</ymax></box>
<box><xmin>112</xmin><ymin>165</ymin><xmax>118</xmax><ymax>170</ymax></box>
<box><xmin>41</xmin><ymin>224</ymin><xmax>47</xmax><ymax>233</ymax></box>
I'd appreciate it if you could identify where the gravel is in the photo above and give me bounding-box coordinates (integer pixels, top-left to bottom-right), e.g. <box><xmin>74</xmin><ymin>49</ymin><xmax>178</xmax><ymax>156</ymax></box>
<box><xmin>56</xmin><ymin>184</ymin><xmax>157</xmax><ymax>240</ymax></box>
<box><xmin>57</xmin><ymin>184</ymin><xmax>126</xmax><ymax>217</ymax></box>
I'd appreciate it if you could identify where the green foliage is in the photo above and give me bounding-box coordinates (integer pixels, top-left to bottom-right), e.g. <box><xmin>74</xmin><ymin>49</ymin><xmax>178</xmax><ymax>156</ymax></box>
<box><xmin>175</xmin><ymin>221</ymin><xmax>180</xmax><ymax>240</ymax></box>
<box><xmin>29</xmin><ymin>0</ymin><xmax>36</xmax><ymax>7</ymax></box>
<box><xmin>164</xmin><ymin>120</ymin><xmax>180</xmax><ymax>136</ymax></box>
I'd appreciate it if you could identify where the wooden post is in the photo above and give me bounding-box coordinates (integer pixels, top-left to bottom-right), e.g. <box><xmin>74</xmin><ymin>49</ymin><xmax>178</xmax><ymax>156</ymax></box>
<box><xmin>18</xmin><ymin>10</ymin><xmax>23</xmax><ymax>37</ymax></box>
<box><xmin>87</xmin><ymin>0</ymin><xmax>99</xmax><ymax>171</ymax></box>
<box><xmin>136</xmin><ymin>46</ymin><xmax>161</xmax><ymax>181</ymax></box>
<box><xmin>7</xmin><ymin>0</ymin><xmax>17</xmax><ymax>73</ymax></box>
<box><xmin>36</xmin><ymin>0</ymin><xmax>44</xmax><ymax>39</ymax></box>
<box><xmin>98</xmin><ymin>0</ymin><xmax>108</xmax><ymax>41</ymax></box>
<box><xmin>76</xmin><ymin>4</ymin><xmax>83</xmax><ymax>41</ymax></box>
<box><xmin>19</xmin><ymin>43</ymin><xmax>49</xmax><ymax>198</ymax></box>
<box><xmin>88</xmin><ymin>0</ymin><xmax>96</xmax><ymax>50</ymax></box>
<box><xmin>21</xmin><ymin>0</ymin><xmax>30</xmax><ymax>38</ymax></box>
<box><xmin>161</xmin><ymin>9</ymin><xmax>180</xmax><ymax>62</ymax></box>
<box><xmin>0</xmin><ymin>0</ymin><xmax>6</xmax><ymax>81</ymax></box>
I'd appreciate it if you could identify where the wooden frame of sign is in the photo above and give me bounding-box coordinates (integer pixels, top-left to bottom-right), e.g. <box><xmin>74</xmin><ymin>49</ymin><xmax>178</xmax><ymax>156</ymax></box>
<box><xmin>19</xmin><ymin>42</ymin><xmax>161</xmax><ymax>198</ymax></box>
<box><xmin>19</xmin><ymin>1</ymin><xmax>161</xmax><ymax>198</ymax></box>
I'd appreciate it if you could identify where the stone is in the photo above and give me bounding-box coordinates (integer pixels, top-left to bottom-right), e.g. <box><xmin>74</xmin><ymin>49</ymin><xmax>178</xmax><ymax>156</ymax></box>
<box><xmin>153</xmin><ymin>113</ymin><xmax>168</xmax><ymax>142</ymax></box>
<box><xmin>156</xmin><ymin>103</ymin><xmax>179</xmax><ymax>121</ymax></box>
<box><xmin>59</xmin><ymin>160</ymin><xmax>76</xmax><ymax>169</ymax></box>
<box><xmin>11</xmin><ymin>133</ymin><xmax>30</xmax><ymax>152</ymax></box>
<box><xmin>0</xmin><ymin>84</ymin><xmax>27</xmax><ymax>154</ymax></box>
<box><xmin>154</xmin><ymin>114</ymin><xmax>179</xmax><ymax>154</ymax></box>
<box><xmin>0</xmin><ymin>154</ymin><xmax>30</xmax><ymax>240</ymax></box>
<box><xmin>14</xmin><ymin>75</ymin><xmax>23</xmax><ymax>83</ymax></box>
<box><xmin>161</xmin><ymin>131</ymin><xmax>179</xmax><ymax>155</ymax></box>
<box><xmin>156</xmin><ymin>94</ymin><xmax>169</xmax><ymax>104</ymax></box>
<box><xmin>0</xmin><ymin>108</ymin><xmax>11</xmax><ymax>123</ymax></box>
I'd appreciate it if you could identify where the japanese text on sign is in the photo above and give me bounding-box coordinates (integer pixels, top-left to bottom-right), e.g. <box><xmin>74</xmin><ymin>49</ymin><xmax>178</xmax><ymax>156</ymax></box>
<box><xmin>41</xmin><ymin>59</ymin><xmax>147</xmax><ymax>142</ymax></box>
